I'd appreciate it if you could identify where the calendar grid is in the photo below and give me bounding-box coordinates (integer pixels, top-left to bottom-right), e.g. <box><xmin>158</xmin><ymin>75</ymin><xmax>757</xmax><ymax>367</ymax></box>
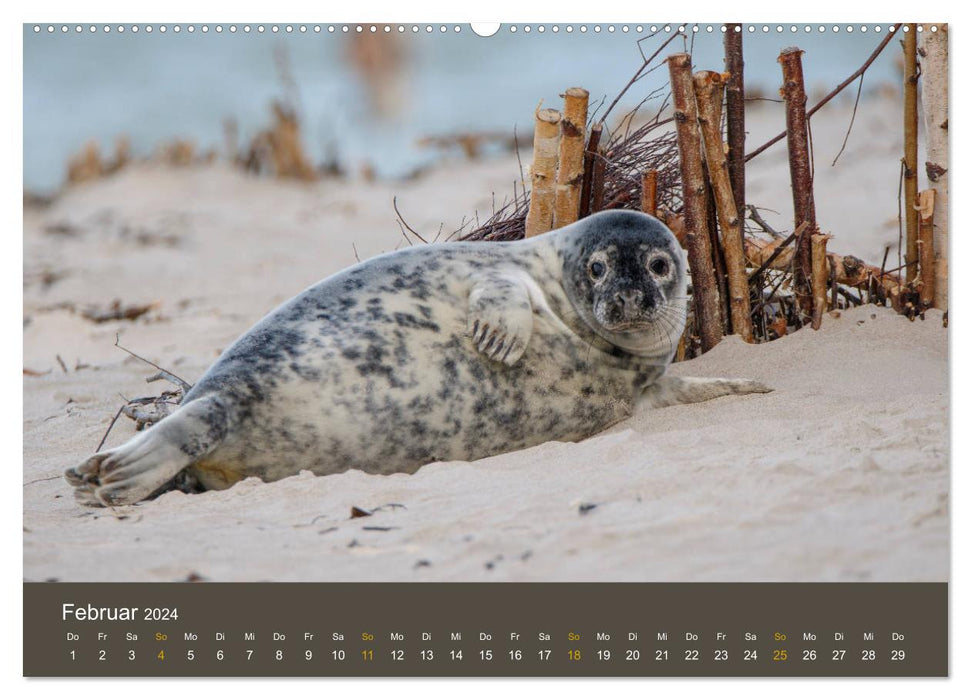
<box><xmin>24</xmin><ymin>582</ymin><xmax>947</xmax><ymax>677</ymax></box>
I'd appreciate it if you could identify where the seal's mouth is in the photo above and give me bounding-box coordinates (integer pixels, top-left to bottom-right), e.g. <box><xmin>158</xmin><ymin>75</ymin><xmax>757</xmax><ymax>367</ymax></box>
<box><xmin>601</xmin><ymin>317</ymin><xmax>657</xmax><ymax>333</ymax></box>
<box><xmin>594</xmin><ymin>294</ymin><xmax>666</xmax><ymax>334</ymax></box>
<box><xmin>592</xmin><ymin>294</ymin><xmax>688</xmax><ymax>353</ymax></box>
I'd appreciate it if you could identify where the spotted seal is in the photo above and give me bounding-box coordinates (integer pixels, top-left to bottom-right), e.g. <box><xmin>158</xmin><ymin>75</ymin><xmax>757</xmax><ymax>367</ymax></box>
<box><xmin>66</xmin><ymin>210</ymin><xmax>770</xmax><ymax>506</ymax></box>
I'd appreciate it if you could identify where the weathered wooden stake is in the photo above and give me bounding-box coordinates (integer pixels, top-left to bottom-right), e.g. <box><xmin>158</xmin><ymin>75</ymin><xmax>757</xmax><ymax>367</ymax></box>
<box><xmin>704</xmin><ymin>172</ymin><xmax>731</xmax><ymax>334</ymax></box>
<box><xmin>694</xmin><ymin>70</ymin><xmax>754</xmax><ymax>343</ymax></box>
<box><xmin>641</xmin><ymin>170</ymin><xmax>658</xmax><ymax>216</ymax></box>
<box><xmin>810</xmin><ymin>233</ymin><xmax>831</xmax><ymax>329</ymax></box>
<box><xmin>724</xmin><ymin>24</ymin><xmax>746</xmax><ymax>216</ymax></box>
<box><xmin>920</xmin><ymin>24</ymin><xmax>948</xmax><ymax>310</ymax></box>
<box><xmin>778</xmin><ymin>47</ymin><xmax>817</xmax><ymax>323</ymax></box>
<box><xmin>525</xmin><ymin>108</ymin><xmax>562</xmax><ymax>237</ymax></box>
<box><xmin>668</xmin><ymin>52</ymin><xmax>722</xmax><ymax>352</ymax></box>
<box><xmin>578</xmin><ymin>122</ymin><xmax>603</xmax><ymax>219</ymax></box>
<box><xmin>590</xmin><ymin>142</ymin><xmax>607</xmax><ymax>214</ymax></box>
<box><xmin>903</xmin><ymin>25</ymin><xmax>920</xmax><ymax>283</ymax></box>
<box><xmin>553</xmin><ymin>88</ymin><xmax>590</xmax><ymax>229</ymax></box>
<box><xmin>917</xmin><ymin>189</ymin><xmax>936</xmax><ymax>309</ymax></box>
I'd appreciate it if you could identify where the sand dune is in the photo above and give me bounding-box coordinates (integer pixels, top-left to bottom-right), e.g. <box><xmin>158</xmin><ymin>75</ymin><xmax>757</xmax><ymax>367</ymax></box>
<box><xmin>23</xmin><ymin>98</ymin><xmax>948</xmax><ymax>581</ymax></box>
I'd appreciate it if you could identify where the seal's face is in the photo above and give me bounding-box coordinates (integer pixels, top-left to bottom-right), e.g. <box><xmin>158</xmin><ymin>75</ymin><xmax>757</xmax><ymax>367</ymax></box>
<box><xmin>560</xmin><ymin>210</ymin><xmax>687</xmax><ymax>359</ymax></box>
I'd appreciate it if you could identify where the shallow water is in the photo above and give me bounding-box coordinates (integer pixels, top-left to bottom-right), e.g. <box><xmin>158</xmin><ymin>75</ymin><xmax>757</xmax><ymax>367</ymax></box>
<box><xmin>24</xmin><ymin>24</ymin><xmax>899</xmax><ymax>193</ymax></box>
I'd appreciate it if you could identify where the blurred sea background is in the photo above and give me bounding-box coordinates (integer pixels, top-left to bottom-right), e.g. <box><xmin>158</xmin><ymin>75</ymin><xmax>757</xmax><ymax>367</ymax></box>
<box><xmin>23</xmin><ymin>24</ymin><xmax>901</xmax><ymax>195</ymax></box>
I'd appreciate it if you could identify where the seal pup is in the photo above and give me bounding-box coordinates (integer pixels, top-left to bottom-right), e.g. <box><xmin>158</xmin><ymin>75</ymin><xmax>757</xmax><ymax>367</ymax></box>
<box><xmin>66</xmin><ymin>210</ymin><xmax>770</xmax><ymax>506</ymax></box>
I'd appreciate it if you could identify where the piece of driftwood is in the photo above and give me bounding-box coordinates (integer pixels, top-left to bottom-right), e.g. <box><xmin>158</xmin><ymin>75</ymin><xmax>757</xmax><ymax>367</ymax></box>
<box><xmin>810</xmin><ymin>233</ymin><xmax>831</xmax><ymax>329</ymax></box>
<box><xmin>778</xmin><ymin>47</ymin><xmax>817</xmax><ymax>322</ymax></box>
<box><xmin>81</xmin><ymin>300</ymin><xmax>157</xmax><ymax>324</ymax></box>
<box><xmin>693</xmin><ymin>70</ymin><xmax>754</xmax><ymax>343</ymax></box>
<box><xmin>917</xmin><ymin>189</ymin><xmax>936</xmax><ymax>309</ymax></box>
<box><xmin>724</xmin><ymin>25</ymin><xmax>746</xmax><ymax>216</ymax></box>
<box><xmin>920</xmin><ymin>24</ymin><xmax>949</xmax><ymax>310</ymax></box>
<box><xmin>553</xmin><ymin>88</ymin><xmax>590</xmax><ymax>229</ymax></box>
<box><xmin>525</xmin><ymin>108</ymin><xmax>562</xmax><ymax>237</ymax></box>
<box><xmin>668</xmin><ymin>52</ymin><xmax>722</xmax><ymax>352</ymax></box>
<box><xmin>744</xmin><ymin>235</ymin><xmax>903</xmax><ymax>301</ymax></box>
<box><xmin>747</xmin><ymin>224</ymin><xmax>804</xmax><ymax>282</ymax></box>
<box><xmin>903</xmin><ymin>25</ymin><xmax>920</xmax><ymax>284</ymax></box>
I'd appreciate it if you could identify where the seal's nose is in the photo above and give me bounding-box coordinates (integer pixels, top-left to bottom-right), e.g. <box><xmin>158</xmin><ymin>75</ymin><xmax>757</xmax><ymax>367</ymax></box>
<box><xmin>615</xmin><ymin>289</ymin><xmax>647</xmax><ymax>314</ymax></box>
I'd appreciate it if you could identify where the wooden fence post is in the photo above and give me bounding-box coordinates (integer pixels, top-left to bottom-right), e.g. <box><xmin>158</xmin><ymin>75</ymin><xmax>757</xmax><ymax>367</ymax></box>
<box><xmin>903</xmin><ymin>24</ymin><xmax>920</xmax><ymax>284</ymax></box>
<box><xmin>668</xmin><ymin>53</ymin><xmax>722</xmax><ymax>352</ymax></box>
<box><xmin>553</xmin><ymin>88</ymin><xmax>590</xmax><ymax>229</ymax></box>
<box><xmin>525</xmin><ymin>108</ymin><xmax>562</xmax><ymax>237</ymax></box>
<box><xmin>694</xmin><ymin>70</ymin><xmax>754</xmax><ymax>342</ymax></box>
<box><xmin>917</xmin><ymin>189</ymin><xmax>936</xmax><ymax>309</ymax></box>
<box><xmin>920</xmin><ymin>24</ymin><xmax>948</xmax><ymax>310</ymax></box>
<box><xmin>724</xmin><ymin>24</ymin><xmax>746</xmax><ymax>217</ymax></box>
<box><xmin>778</xmin><ymin>47</ymin><xmax>817</xmax><ymax>324</ymax></box>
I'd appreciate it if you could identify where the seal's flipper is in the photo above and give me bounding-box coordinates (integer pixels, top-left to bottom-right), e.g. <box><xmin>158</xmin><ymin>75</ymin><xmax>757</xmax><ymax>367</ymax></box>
<box><xmin>65</xmin><ymin>396</ymin><xmax>230</xmax><ymax>507</ymax></box>
<box><xmin>467</xmin><ymin>272</ymin><xmax>534</xmax><ymax>366</ymax></box>
<box><xmin>640</xmin><ymin>375</ymin><xmax>772</xmax><ymax>409</ymax></box>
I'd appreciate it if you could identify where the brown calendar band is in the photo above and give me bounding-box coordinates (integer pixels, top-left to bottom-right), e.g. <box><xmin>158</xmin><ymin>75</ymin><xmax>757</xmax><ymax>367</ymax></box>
<box><xmin>24</xmin><ymin>582</ymin><xmax>947</xmax><ymax>677</ymax></box>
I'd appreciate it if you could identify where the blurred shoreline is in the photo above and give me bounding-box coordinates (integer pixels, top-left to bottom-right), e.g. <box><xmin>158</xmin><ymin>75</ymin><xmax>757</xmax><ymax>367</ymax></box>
<box><xmin>24</xmin><ymin>25</ymin><xmax>902</xmax><ymax>195</ymax></box>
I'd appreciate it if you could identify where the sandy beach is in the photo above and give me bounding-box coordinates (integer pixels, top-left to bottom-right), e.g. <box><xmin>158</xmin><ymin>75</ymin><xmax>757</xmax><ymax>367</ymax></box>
<box><xmin>23</xmin><ymin>97</ymin><xmax>948</xmax><ymax>582</ymax></box>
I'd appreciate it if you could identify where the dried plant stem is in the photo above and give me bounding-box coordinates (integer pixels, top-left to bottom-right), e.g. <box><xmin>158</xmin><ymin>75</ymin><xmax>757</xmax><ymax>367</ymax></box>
<box><xmin>917</xmin><ymin>189</ymin><xmax>936</xmax><ymax>309</ymax></box>
<box><xmin>778</xmin><ymin>47</ymin><xmax>817</xmax><ymax>322</ymax></box>
<box><xmin>95</xmin><ymin>406</ymin><xmax>126</xmax><ymax>452</ymax></box>
<box><xmin>694</xmin><ymin>70</ymin><xmax>754</xmax><ymax>343</ymax></box>
<box><xmin>641</xmin><ymin>170</ymin><xmax>658</xmax><ymax>216</ymax></box>
<box><xmin>920</xmin><ymin>24</ymin><xmax>948</xmax><ymax>310</ymax></box>
<box><xmin>668</xmin><ymin>53</ymin><xmax>722</xmax><ymax>352</ymax></box>
<box><xmin>903</xmin><ymin>25</ymin><xmax>920</xmax><ymax>284</ymax></box>
<box><xmin>810</xmin><ymin>233</ymin><xmax>831</xmax><ymax>329</ymax></box>
<box><xmin>553</xmin><ymin>88</ymin><xmax>590</xmax><ymax>229</ymax></box>
<box><xmin>114</xmin><ymin>335</ymin><xmax>193</xmax><ymax>393</ymax></box>
<box><xmin>578</xmin><ymin>123</ymin><xmax>604</xmax><ymax>219</ymax></box>
<box><xmin>724</xmin><ymin>25</ymin><xmax>746</xmax><ymax>215</ymax></box>
<box><xmin>525</xmin><ymin>108</ymin><xmax>561</xmax><ymax>237</ymax></box>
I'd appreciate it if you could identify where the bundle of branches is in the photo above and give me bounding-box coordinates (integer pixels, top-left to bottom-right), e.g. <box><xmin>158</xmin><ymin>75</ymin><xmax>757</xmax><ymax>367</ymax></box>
<box><xmin>459</xmin><ymin>92</ymin><xmax>681</xmax><ymax>243</ymax></box>
<box><xmin>453</xmin><ymin>26</ymin><xmax>929</xmax><ymax>354</ymax></box>
<box><xmin>458</xmin><ymin>28</ymin><xmax>687</xmax><ymax>242</ymax></box>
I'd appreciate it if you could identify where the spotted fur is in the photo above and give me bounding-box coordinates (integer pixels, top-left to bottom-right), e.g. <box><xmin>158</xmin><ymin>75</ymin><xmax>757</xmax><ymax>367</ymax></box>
<box><xmin>65</xmin><ymin>210</ymin><xmax>769</xmax><ymax>506</ymax></box>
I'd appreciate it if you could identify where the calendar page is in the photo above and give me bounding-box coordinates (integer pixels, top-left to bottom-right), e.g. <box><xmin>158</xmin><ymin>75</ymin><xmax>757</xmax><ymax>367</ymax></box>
<box><xmin>22</xmin><ymin>20</ymin><xmax>949</xmax><ymax>678</ymax></box>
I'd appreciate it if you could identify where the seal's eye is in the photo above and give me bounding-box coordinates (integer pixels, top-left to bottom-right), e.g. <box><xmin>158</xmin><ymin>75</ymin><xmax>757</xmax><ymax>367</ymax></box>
<box><xmin>649</xmin><ymin>257</ymin><xmax>670</xmax><ymax>276</ymax></box>
<box><xmin>589</xmin><ymin>260</ymin><xmax>607</xmax><ymax>279</ymax></box>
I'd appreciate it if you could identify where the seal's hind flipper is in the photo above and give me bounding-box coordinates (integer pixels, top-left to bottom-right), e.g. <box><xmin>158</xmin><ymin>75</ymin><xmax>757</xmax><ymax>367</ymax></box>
<box><xmin>467</xmin><ymin>272</ymin><xmax>534</xmax><ymax>366</ymax></box>
<box><xmin>640</xmin><ymin>375</ymin><xmax>772</xmax><ymax>409</ymax></box>
<box><xmin>65</xmin><ymin>396</ymin><xmax>230</xmax><ymax>507</ymax></box>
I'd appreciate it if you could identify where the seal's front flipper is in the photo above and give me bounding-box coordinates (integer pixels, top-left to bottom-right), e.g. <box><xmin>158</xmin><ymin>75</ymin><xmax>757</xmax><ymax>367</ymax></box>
<box><xmin>640</xmin><ymin>375</ymin><xmax>772</xmax><ymax>409</ymax></box>
<box><xmin>65</xmin><ymin>395</ymin><xmax>230</xmax><ymax>507</ymax></box>
<box><xmin>467</xmin><ymin>272</ymin><xmax>534</xmax><ymax>366</ymax></box>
